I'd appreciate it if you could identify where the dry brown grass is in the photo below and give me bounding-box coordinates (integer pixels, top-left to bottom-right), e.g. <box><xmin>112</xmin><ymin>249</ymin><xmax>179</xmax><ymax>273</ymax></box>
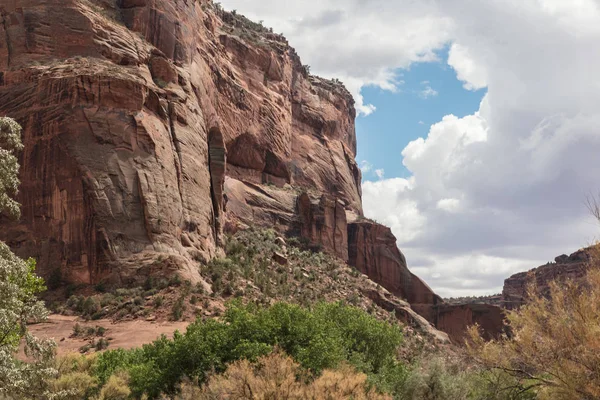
<box><xmin>467</xmin><ymin>244</ymin><xmax>600</xmax><ymax>399</ymax></box>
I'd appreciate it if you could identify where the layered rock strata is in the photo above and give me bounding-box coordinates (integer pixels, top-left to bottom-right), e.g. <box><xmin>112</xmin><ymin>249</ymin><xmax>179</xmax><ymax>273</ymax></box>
<box><xmin>0</xmin><ymin>0</ymin><xmax>504</xmax><ymax>342</ymax></box>
<box><xmin>0</xmin><ymin>0</ymin><xmax>361</xmax><ymax>285</ymax></box>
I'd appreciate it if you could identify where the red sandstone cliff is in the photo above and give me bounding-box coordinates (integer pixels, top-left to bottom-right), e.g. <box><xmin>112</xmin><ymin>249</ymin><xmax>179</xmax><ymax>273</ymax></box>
<box><xmin>347</xmin><ymin>220</ymin><xmax>441</xmax><ymax>306</ymax></box>
<box><xmin>0</xmin><ymin>0</ymin><xmax>363</xmax><ymax>285</ymax></box>
<box><xmin>0</xmin><ymin>0</ymin><xmax>489</xmax><ymax>341</ymax></box>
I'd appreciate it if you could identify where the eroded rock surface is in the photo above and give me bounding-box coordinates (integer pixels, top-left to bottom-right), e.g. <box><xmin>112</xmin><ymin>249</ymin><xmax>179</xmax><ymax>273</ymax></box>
<box><xmin>0</xmin><ymin>0</ymin><xmax>501</xmax><ymax>342</ymax></box>
<box><xmin>0</xmin><ymin>0</ymin><xmax>361</xmax><ymax>286</ymax></box>
<box><xmin>297</xmin><ymin>192</ymin><xmax>348</xmax><ymax>261</ymax></box>
<box><xmin>431</xmin><ymin>304</ymin><xmax>506</xmax><ymax>343</ymax></box>
<box><xmin>347</xmin><ymin>220</ymin><xmax>441</xmax><ymax>306</ymax></box>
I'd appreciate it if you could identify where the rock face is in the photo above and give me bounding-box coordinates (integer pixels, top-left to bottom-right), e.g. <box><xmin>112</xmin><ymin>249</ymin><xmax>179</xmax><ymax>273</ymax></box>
<box><xmin>297</xmin><ymin>193</ymin><xmax>348</xmax><ymax>261</ymax></box>
<box><xmin>361</xmin><ymin>287</ymin><xmax>449</xmax><ymax>343</ymax></box>
<box><xmin>503</xmin><ymin>248</ymin><xmax>592</xmax><ymax>309</ymax></box>
<box><xmin>0</xmin><ymin>0</ymin><xmax>503</xmax><ymax>342</ymax></box>
<box><xmin>0</xmin><ymin>0</ymin><xmax>361</xmax><ymax>285</ymax></box>
<box><xmin>345</xmin><ymin>219</ymin><xmax>502</xmax><ymax>343</ymax></box>
<box><xmin>431</xmin><ymin>304</ymin><xmax>506</xmax><ymax>343</ymax></box>
<box><xmin>347</xmin><ymin>220</ymin><xmax>441</xmax><ymax>306</ymax></box>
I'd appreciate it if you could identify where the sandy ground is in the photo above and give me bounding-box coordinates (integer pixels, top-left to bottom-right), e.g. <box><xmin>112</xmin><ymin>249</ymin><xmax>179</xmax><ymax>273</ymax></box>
<box><xmin>26</xmin><ymin>314</ymin><xmax>190</xmax><ymax>356</ymax></box>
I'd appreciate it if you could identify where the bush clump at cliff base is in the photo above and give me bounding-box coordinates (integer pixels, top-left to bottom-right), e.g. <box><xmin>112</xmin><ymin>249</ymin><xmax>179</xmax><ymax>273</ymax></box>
<box><xmin>194</xmin><ymin>351</ymin><xmax>391</xmax><ymax>399</ymax></box>
<box><xmin>33</xmin><ymin>299</ymin><xmax>537</xmax><ymax>400</ymax></box>
<box><xmin>92</xmin><ymin>301</ymin><xmax>406</xmax><ymax>399</ymax></box>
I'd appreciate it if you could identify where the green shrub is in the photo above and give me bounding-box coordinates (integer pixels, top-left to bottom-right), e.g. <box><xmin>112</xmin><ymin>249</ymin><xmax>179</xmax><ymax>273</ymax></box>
<box><xmin>47</xmin><ymin>268</ymin><xmax>63</xmax><ymax>290</ymax></box>
<box><xmin>73</xmin><ymin>323</ymin><xmax>83</xmax><ymax>337</ymax></box>
<box><xmin>82</xmin><ymin>297</ymin><xmax>101</xmax><ymax>317</ymax></box>
<box><xmin>171</xmin><ymin>295</ymin><xmax>186</xmax><ymax>321</ymax></box>
<box><xmin>50</xmin><ymin>371</ymin><xmax>97</xmax><ymax>400</ymax></box>
<box><xmin>93</xmin><ymin>301</ymin><xmax>404</xmax><ymax>399</ymax></box>
<box><xmin>169</xmin><ymin>274</ymin><xmax>182</xmax><ymax>287</ymax></box>
<box><xmin>95</xmin><ymin>281</ymin><xmax>107</xmax><ymax>293</ymax></box>
<box><xmin>399</xmin><ymin>357</ymin><xmax>471</xmax><ymax>400</ymax></box>
<box><xmin>95</xmin><ymin>338</ymin><xmax>110</xmax><ymax>351</ymax></box>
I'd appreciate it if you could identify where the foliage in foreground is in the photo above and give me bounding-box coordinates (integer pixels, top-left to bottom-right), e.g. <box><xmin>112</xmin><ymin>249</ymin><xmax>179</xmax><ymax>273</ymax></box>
<box><xmin>92</xmin><ymin>301</ymin><xmax>405</xmax><ymax>398</ymax></box>
<box><xmin>0</xmin><ymin>117</ymin><xmax>56</xmax><ymax>398</ymax></box>
<box><xmin>468</xmin><ymin>246</ymin><xmax>600</xmax><ymax>400</ymax></box>
<box><xmin>44</xmin><ymin>299</ymin><xmax>533</xmax><ymax>400</ymax></box>
<box><xmin>195</xmin><ymin>351</ymin><xmax>390</xmax><ymax>399</ymax></box>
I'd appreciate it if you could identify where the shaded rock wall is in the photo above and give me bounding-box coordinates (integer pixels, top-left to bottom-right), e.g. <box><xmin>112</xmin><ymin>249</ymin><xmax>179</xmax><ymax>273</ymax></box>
<box><xmin>297</xmin><ymin>192</ymin><xmax>348</xmax><ymax>261</ymax></box>
<box><xmin>431</xmin><ymin>304</ymin><xmax>506</xmax><ymax>343</ymax></box>
<box><xmin>347</xmin><ymin>220</ymin><xmax>441</xmax><ymax>306</ymax></box>
<box><xmin>208</xmin><ymin>128</ymin><xmax>226</xmax><ymax>246</ymax></box>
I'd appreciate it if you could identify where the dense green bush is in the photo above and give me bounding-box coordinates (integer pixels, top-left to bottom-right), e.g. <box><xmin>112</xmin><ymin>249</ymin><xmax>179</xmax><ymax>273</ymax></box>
<box><xmin>93</xmin><ymin>301</ymin><xmax>405</xmax><ymax>398</ymax></box>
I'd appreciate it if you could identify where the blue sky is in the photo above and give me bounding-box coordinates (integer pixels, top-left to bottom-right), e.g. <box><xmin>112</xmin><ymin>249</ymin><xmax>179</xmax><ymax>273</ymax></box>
<box><xmin>357</xmin><ymin>47</ymin><xmax>486</xmax><ymax>181</ymax></box>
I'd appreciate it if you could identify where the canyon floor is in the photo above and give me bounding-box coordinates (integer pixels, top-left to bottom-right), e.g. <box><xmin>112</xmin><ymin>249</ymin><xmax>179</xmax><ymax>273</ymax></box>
<box><xmin>26</xmin><ymin>315</ymin><xmax>189</xmax><ymax>357</ymax></box>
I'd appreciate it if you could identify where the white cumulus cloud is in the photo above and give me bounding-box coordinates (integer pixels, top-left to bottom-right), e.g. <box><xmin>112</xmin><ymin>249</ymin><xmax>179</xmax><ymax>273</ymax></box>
<box><xmin>359</xmin><ymin>160</ymin><xmax>372</xmax><ymax>173</ymax></box>
<box><xmin>447</xmin><ymin>43</ymin><xmax>488</xmax><ymax>91</ymax></box>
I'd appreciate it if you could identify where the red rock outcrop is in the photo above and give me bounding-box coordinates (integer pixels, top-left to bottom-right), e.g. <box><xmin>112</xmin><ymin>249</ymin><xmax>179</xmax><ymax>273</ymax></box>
<box><xmin>297</xmin><ymin>192</ymin><xmax>348</xmax><ymax>261</ymax></box>
<box><xmin>347</xmin><ymin>220</ymin><xmax>441</xmax><ymax>306</ymax></box>
<box><xmin>361</xmin><ymin>287</ymin><xmax>449</xmax><ymax>343</ymax></box>
<box><xmin>503</xmin><ymin>247</ymin><xmax>593</xmax><ymax>309</ymax></box>
<box><xmin>0</xmin><ymin>0</ymin><xmax>361</xmax><ymax>285</ymax></box>
<box><xmin>345</xmin><ymin>219</ymin><xmax>506</xmax><ymax>342</ymax></box>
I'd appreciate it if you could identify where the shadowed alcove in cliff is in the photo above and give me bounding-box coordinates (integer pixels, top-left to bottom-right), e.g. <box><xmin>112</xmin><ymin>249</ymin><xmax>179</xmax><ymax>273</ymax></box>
<box><xmin>225</xmin><ymin>132</ymin><xmax>290</xmax><ymax>187</ymax></box>
<box><xmin>208</xmin><ymin>127</ymin><xmax>226</xmax><ymax>246</ymax></box>
<box><xmin>263</xmin><ymin>150</ymin><xmax>291</xmax><ymax>185</ymax></box>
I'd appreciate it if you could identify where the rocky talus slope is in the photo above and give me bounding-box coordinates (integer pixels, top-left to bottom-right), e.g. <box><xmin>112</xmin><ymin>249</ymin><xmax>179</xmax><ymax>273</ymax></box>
<box><xmin>0</xmin><ymin>0</ymin><xmax>503</xmax><ymax>341</ymax></box>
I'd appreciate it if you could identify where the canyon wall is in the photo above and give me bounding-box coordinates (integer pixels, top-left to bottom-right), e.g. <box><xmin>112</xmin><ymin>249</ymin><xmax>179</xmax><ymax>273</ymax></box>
<box><xmin>431</xmin><ymin>304</ymin><xmax>506</xmax><ymax>343</ymax></box>
<box><xmin>347</xmin><ymin>220</ymin><xmax>441</xmax><ymax>307</ymax></box>
<box><xmin>0</xmin><ymin>0</ymin><xmax>363</xmax><ymax>285</ymax></box>
<box><xmin>0</xmin><ymin>0</ymin><xmax>504</xmax><ymax>341</ymax></box>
